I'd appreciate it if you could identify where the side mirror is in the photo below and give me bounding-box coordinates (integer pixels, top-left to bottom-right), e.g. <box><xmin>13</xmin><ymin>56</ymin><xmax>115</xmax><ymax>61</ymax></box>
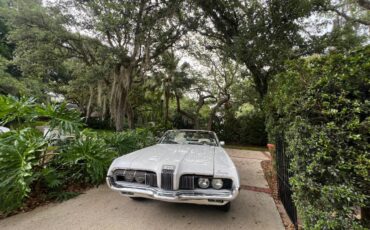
<box><xmin>219</xmin><ymin>141</ymin><xmax>225</xmax><ymax>146</ymax></box>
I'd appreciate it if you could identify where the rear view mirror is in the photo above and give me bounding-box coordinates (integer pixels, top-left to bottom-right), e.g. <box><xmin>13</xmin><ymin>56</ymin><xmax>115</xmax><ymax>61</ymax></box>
<box><xmin>219</xmin><ymin>141</ymin><xmax>225</xmax><ymax>146</ymax></box>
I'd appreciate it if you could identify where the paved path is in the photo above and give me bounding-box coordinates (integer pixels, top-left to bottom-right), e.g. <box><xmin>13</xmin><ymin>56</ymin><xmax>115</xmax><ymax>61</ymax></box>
<box><xmin>0</xmin><ymin>149</ymin><xmax>284</xmax><ymax>230</ymax></box>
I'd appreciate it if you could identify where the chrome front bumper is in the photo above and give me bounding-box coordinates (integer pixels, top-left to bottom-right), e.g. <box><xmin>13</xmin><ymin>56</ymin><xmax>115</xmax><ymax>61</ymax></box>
<box><xmin>106</xmin><ymin>177</ymin><xmax>239</xmax><ymax>206</ymax></box>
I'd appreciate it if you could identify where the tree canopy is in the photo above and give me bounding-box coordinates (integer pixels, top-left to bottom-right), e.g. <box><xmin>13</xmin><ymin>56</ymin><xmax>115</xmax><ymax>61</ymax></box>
<box><xmin>0</xmin><ymin>0</ymin><xmax>368</xmax><ymax>133</ymax></box>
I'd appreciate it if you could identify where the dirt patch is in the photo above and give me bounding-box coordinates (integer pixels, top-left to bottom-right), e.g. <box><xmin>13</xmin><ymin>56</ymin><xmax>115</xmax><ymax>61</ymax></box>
<box><xmin>261</xmin><ymin>160</ymin><xmax>296</xmax><ymax>230</ymax></box>
<box><xmin>261</xmin><ymin>160</ymin><xmax>278</xmax><ymax>200</ymax></box>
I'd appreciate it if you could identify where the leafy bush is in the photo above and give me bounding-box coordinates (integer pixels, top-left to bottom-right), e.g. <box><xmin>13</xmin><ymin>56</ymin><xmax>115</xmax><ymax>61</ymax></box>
<box><xmin>103</xmin><ymin>128</ymin><xmax>156</xmax><ymax>155</ymax></box>
<box><xmin>0</xmin><ymin>96</ymin><xmax>36</xmax><ymax>125</ymax></box>
<box><xmin>266</xmin><ymin>46</ymin><xmax>370</xmax><ymax>228</ymax></box>
<box><xmin>216</xmin><ymin>110</ymin><xmax>267</xmax><ymax>146</ymax></box>
<box><xmin>237</xmin><ymin>112</ymin><xmax>267</xmax><ymax>146</ymax></box>
<box><xmin>58</xmin><ymin>136</ymin><xmax>117</xmax><ymax>185</ymax></box>
<box><xmin>0</xmin><ymin>95</ymin><xmax>158</xmax><ymax>214</ymax></box>
<box><xmin>0</xmin><ymin>128</ymin><xmax>46</xmax><ymax>213</ymax></box>
<box><xmin>0</xmin><ymin>95</ymin><xmax>84</xmax><ymax>214</ymax></box>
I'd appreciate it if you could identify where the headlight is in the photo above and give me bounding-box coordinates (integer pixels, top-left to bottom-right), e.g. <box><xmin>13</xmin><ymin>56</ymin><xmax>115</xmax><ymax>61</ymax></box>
<box><xmin>198</xmin><ymin>178</ymin><xmax>210</xmax><ymax>188</ymax></box>
<box><xmin>134</xmin><ymin>171</ymin><xmax>145</xmax><ymax>183</ymax></box>
<box><xmin>212</xmin><ymin>179</ymin><xmax>223</xmax><ymax>189</ymax></box>
<box><xmin>124</xmin><ymin>170</ymin><xmax>135</xmax><ymax>182</ymax></box>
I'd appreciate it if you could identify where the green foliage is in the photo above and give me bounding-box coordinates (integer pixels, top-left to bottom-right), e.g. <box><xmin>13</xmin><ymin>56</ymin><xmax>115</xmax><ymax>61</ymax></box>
<box><xmin>216</xmin><ymin>108</ymin><xmax>267</xmax><ymax>146</ymax></box>
<box><xmin>266</xmin><ymin>46</ymin><xmax>370</xmax><ymax>228</ymax></box>
<box><xmin>0</xmin><ymin>74</ymin><xmax>27</xmax><ymax>96</ymax></box>
<box><xmin>0</xmin><ymin>94</ymin><xmax>83</xmax><ymax>133</ymax></box>
<box><xmin>0</xmin><ymin>95</ymin><xmax>85</xmax><ymax>214</ymax></box>
<box><xmin>196</xmin><ymin>0</ymin><xmax>319</xmax><ymax>98</ymax></box>
<box><xmin>0</xmin><ymin>128</ymin><xmax>46</xmax><ymax>213</ymax></box>
<box><xmin>103</xmin><ymin>128</ymin><xmax>156</xmax><ymax>155</ymax></box>
<box><xmin>0</xmin><ymin>56</ymin><xmax>27</xmax><ymax>96</ymax></box>
<box><xmin>47</xmin><ymin>191</ymin><xmax>80</xmax><ymax>202</ymax></box>
<box><xmin>35</xmin><ymin>103</ymin><xmax>83</xmax><ymax>135</ymax></box>
<box><xmin>58</xmin><ymin>136</ymin><xmax>117</xmax><ymax>186</ymax></box>
<box><xmin>0</xmin><ymin>95</ymin><xmax>36</xmax><ymax>125</ymax></box>
<box><xmin>0</xmin><ymin>95</ymin><xmax>159</xmax><ymax>214</ymax></box>
<box><xmin>39</xmin><ymin>168</ymin><xmax>63</xmax><ymax>190</ymax></box>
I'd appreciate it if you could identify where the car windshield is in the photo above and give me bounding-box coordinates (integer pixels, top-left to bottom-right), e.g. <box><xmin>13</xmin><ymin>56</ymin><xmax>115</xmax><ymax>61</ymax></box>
<box><xmin>160</xmin><ymin>130</ymin><xmax>218</xmax><ymax>146</ymax></box>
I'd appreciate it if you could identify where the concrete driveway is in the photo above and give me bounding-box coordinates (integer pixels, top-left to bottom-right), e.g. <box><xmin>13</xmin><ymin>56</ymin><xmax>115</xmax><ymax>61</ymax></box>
<box><xmin>0</xmin><ymin>149</ymin><xmax>284</xmax><ymax>230</ymax></box>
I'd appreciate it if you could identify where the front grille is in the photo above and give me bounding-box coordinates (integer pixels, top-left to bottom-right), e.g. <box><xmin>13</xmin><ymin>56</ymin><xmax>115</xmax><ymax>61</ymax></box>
<box><xmin>145</xmin><ymin>172</ymin><xmax>157</xmax><ymax>187</ymax></box>
<box><xmin>222</xmin><ymin>179</ymin><xmax>233</xmax><ymax>189</ymax></box>
<box><xmin>161</xmin><ymin>169</ymin><xmax>174</xmax><ymax>190</ymax></box>
<box><xmin>179</xmin><ymin>175</ymin><xmax>195</xmax><ymax>189</ymax></box>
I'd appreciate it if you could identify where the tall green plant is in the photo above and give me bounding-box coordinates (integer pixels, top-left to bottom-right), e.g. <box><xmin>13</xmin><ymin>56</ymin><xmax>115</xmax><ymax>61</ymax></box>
<box><xmin>0</xmin><ymin>128</ymin><xmax>46</xmax><ymax>213</ymax></box>
<box><xmin>0</xmin><ymin>95</ymin><xmax>36</xmax><ymax>125</ymax></box>
<box><xmin>35</xmin><ymin>103</ymin><xmax>83</xmax><ymax>136</ymax></box>
<box><xmin>58</xmin><ymin>136</ymin><xmax>117</xmax><ymax>185</ymax></box>
<box><xmin>0</xmin><ymin>94</ymin><xmax>158</xmax><ymax>214</ymax></box>
<box><xmin>0</xmin><ymin>95</ymin><xmax>84</xmax><ymax>213</ymax></box>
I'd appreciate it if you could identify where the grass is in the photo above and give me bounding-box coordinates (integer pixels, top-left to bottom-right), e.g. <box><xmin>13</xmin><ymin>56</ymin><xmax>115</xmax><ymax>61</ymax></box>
<box><xmin>224</xmin><ymin>144</ymin><xmax>268</xmax><ymax>152</ymax></box>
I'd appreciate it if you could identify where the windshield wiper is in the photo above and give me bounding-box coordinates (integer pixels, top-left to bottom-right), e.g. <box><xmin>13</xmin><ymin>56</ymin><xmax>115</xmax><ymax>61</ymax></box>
<box><xmin>163</xmin><ymin>140</ymin><xmax>178</xmax><ymax>144</ymax></box>
<box><xmin>187</xmin><ymin>141</ymin><xmax>202</xmax><ymax>145</ymax></box>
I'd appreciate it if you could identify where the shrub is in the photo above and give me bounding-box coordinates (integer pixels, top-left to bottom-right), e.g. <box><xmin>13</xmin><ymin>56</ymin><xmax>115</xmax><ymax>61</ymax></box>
<box><xmin>57</xmin><ymin>136</ymin><xmax>117</xmax><ymax>186</ymax></box>
<box><xmin>0</xmin><ymin>96</ymin><xmax>84</xmax><ymax>213</ymax></box>
<box><xmin>103</xmin><ymin>128</ymin><xmax>156</xmax><ymax>155</ymax></box>
<box><xmin>266</xmin><ymin>46</ymin><xmax>370</xmax><ymax>228</ymax></box>
<box><xmin>216</xmin><ymin>110</ymin><xmax>267</xmax><ymax>146</ymax></box>
<box><xmin>0</xmin><ymin>128</ymin><xmax>47</xmax><ymax>213</ymax></box>
<box><xmin>0</xmin><ymin>96</ymin><xmax>36</xmax><ymax>125</ymax></box>
<box><xmin>0</xmin><ymin>94</ymin><xmax>160</xmax><ymax>214</ymax></box>
<box><xmin>237</xmin><ymin>112</ymin><xmax>267</xmax><ymax>146</ymax></box>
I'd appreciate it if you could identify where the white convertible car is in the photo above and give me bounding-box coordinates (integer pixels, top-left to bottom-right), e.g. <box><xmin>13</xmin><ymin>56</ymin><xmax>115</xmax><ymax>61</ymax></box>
<box><xmin>106</xmin><ymin>129</ymin><xmax>240</xmax><ymax>211</ymax></box>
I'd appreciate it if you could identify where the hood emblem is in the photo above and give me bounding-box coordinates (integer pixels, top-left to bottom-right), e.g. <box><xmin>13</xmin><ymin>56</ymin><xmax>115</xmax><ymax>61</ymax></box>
<box><xmin>162</xmin><ymin>165</ymin><xmax>176</xmax><ymax>170</ymax></box>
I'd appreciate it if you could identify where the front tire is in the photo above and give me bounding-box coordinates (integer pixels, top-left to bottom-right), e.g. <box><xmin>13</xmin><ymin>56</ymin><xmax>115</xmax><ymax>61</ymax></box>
<box><xmin>220</xmin><ymin>202</ymin><xmax>231</xmax><ymax>212</ymax></box>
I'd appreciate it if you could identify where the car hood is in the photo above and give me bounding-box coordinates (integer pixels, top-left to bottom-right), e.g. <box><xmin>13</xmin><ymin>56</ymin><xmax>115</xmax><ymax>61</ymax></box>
<box><xmin>109</xmin><ymin>144</ymin><xmax>217</xmax><ymax>176</ymax></box>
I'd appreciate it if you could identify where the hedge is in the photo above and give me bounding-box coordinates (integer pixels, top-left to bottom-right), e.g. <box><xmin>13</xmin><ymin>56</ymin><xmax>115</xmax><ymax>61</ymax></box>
<box><xmin>265</xmin><ymin>46</ymin><xmax>370</xmax><ymax>229</ymax></box>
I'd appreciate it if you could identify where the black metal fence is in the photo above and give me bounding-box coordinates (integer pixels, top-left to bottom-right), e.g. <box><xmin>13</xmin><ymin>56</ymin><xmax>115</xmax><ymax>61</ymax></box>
<box><xmin>275</xmin><ymin>133</ymin><xmax>298</xmax><ymax>229</ymax></box>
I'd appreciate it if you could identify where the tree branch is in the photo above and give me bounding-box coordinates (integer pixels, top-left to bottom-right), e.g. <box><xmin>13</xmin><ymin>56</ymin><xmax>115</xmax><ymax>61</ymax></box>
<box><xmin>328</xmin><ymin>6</ymin><xmax>370</xmax><ymax>25</ymax></box>
<box><xmin>358</xmin><ymin>0</ymin><xmax>370</xmax><ymax>10</ymax></box>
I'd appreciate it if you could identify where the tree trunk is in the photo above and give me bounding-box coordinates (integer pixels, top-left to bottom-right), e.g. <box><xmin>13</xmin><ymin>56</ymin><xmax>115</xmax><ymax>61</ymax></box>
<box><xmin>110</xmin><ymin>64</ymin><xmax>133</xmax><ymax>131</ymax></box>
<box><xmin>175</xmin><ymin>93</ymin><xmax>197</xmax><ymax>127</ymax></box>
<box><xmin>194</xmin><ymin>95</ymin><xmax>206</xmax><ymax>129</ymax></box>
<box><xmin>97</xmin><ymin>81</ymin><xmax>103</xmax><ymax>107</ymax></box>
<box><xmin>126</xmin><ymin>103</ymin><xmax>134</xmax><ymax>129</ymax></box>
<box><xmin>207</xmin><ymin>96</ymin><xmax>229</xmax><ymax>131</ymax></box>
<box><xmin>362</xmin><ymin>207</ymin><xmax>370</xmax><ymax>223</ymax></box>
<box><xmin>175</xmin><ymin>93</ymin><xmax>181</xmax><ymax>113</ymax></box>
<box><xmin>194</xmin><ymin>117</ymin><xmax>200</xmax><ymax>129</ymax></box>
<box><xmin>101</xmin><ymin>95</ymin><xmax>107</xmax><ymax>121</ymax></box>
<box><xmin>207</xmin><ymin>110</ymin><xmax>215</xmax><ymax>131</ymax></box>
<box><xmin>164</xmin><ymin>90</ymin><xmax>170</xmax><ymax>128</ymax></box>
<box><xmin>243</xmin><ymin>61</ymin><xmax>269</xmax><ymax>100</ymax></box>
<box><xmin>86</xmin><ymin>85</ymin><xmax>94</xmax><ymax>121</ymax></box>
